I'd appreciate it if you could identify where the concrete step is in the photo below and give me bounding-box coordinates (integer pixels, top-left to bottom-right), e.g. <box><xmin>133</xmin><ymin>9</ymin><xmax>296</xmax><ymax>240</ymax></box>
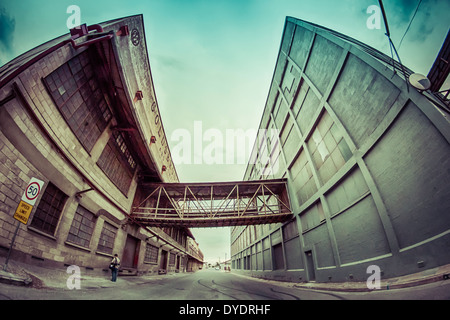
<box><xmin>119</xmin><ymin>268</ymin><xmax>138</xmax><ymax>276</ymax></box>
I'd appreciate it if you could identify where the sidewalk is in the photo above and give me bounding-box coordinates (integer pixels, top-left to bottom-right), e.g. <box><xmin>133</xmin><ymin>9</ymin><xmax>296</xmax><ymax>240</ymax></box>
<box><xmin>0</xmin><ymin>257</ymin><xmax>168</xmax><ymax>290</ymax></box>
<box><xmin>1</xmin><ymin>255</ymin><xmax>449</xmax><ymax>292</ymax></box>
<box><xmin>291</xmin><ymin>264</ymin><xmax>450</xmax><ymax>292</ymax></box>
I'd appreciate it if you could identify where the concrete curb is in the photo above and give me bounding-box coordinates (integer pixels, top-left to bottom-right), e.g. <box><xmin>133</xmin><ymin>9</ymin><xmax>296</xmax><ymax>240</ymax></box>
<box><xmin>233</xmin><ymin>264</ymin><xmax>450</xmax><ymax>293</ymax></box>
<box><xmin>0</xmin><ymin>269</ymin><xmax>32</xmax><ymax>287</ymax></box>
<box><xmin>293</xmin><ymin>272</ymin><xmax>450</xmax><ymax>293</ymax></box>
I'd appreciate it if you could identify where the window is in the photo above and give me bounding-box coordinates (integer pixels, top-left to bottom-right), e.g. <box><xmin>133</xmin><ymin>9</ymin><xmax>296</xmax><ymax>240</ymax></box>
<box><xmin>30</xmin><ymin>182</ymin><xmax>68</xmax><ymax>235</ymax></box>
<box><xmin>97</xmin><ymin>222</ymin><xmax>117</xmax><ymax>255</ymax></box>
<box><xmin>169</xmin><ymin>253</ymin><xmax>176</xmax><ymax>266</ymax></box>
<box><xmin>144</xmin><ymin>244</ymin><xmax>159</xmax><ymax>263</ymax></box>
<box><xmin>300</xmin><ymin>201</ymin><xmax>326</xmax><ymax>232</ymax></box>
<box><xmin>97</xmin><ymin>131</ymin><xmax>136</xmax><ymax>195</ymax></box>
<box><xmin>282</xmin><ymin>219</ymin><xmax>299</xmax><ymax>241</ymax></box>
<box><xmin>307</xmin><ymin>111</ymin><xmax>352</xmax><ymax>186</ymax></box>
<box><xmin>44</xmin><ymin>50</ymin><xmax>112</xmax><ymax>152</ymax></box>
<box><xmin>67</xmin><ymin>205</ymin><xmax>96</xmax><ymax>248</ymax></box>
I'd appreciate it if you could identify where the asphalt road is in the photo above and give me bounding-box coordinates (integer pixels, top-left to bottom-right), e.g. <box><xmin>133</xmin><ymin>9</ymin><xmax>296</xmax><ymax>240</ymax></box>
<box><xmin>0</xmin><ymin>268</ymin><xmax>449</xmax><ymax>301</ymax></box>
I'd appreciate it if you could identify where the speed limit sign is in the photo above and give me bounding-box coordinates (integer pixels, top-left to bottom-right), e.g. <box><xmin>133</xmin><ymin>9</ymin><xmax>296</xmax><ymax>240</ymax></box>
<box><xmin>21</xmin><ymin>178</ymin><xmax>45</xmax><ymax>206</ymax></box>
<box><xmin>7</xmin><ymin>178</ymin><xmax>46</xmax><ymax>269</ymax></box>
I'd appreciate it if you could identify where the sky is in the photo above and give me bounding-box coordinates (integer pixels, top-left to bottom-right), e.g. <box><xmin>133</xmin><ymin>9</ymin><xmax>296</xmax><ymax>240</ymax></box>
<box><xmin>1</xmin><ymin>0</ymin><xmax>449</xmax><ymax>264</ymax></box>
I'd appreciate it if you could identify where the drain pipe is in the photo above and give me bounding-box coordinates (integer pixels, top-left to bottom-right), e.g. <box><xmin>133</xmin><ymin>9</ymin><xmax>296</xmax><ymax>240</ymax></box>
<box><xmin>87</xmin><ymin>24</ymin><xmax>104</xmax><ymax>33</ymax></box>
<box><xmin>68</xmin><ymin>23</ymin><xmax>113</xmax><ymax>50</ymax></box>
<box><xmin>69</xmin><ymin>33</ymin><xmax>113</xmax><ymax>50</ymax></box>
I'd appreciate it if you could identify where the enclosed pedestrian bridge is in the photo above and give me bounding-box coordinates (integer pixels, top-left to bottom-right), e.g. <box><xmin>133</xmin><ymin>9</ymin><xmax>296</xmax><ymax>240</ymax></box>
<box><xmin>132</xmin><ymin>179</ymin><xmax>292</xmax><ymax>228</ymax></box>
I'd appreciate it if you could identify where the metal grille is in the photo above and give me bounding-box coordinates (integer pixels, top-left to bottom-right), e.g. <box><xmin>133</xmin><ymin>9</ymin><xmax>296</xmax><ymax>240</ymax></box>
<box><xmin>67</xmin><ymin>205</ymin><xmax>96</xmax><ymax>248</ymax></box>
<box><xmin>96</xmin><ymin>131</ymin><xmax>135</xmax><ymax>195</ymax></box>
<box><xmin>144</xmin><ymin>244</ymin><xmax>159</xmax><ymax>264</ymax></box>
<box><xmin>30</xmin><ymin>182</ymin><xmax>67</xmax><ymax>235</ymax></box>
<box><xmin>44</xmin><ymin>50</ymin><xmax>112</xmax><ymax>152</ymax></box>
<box><xmin>97</xmin><ymin>222</ymin><xmax>117</xmax><ymax>255</ymax></box>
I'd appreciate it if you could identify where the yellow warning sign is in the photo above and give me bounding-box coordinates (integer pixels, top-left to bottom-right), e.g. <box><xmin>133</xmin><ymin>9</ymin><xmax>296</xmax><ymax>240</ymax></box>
<box><xmin>13</xmin><ymin>200</ymin><xmax>33</xmax><ymax>225</ymax></box>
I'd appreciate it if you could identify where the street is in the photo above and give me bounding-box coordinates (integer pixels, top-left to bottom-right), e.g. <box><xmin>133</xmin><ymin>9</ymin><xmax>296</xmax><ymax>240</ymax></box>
<box><xmin>0</xmin><ymin>268</ymin><xmax>449</xmax><ymax>301</ymax></box>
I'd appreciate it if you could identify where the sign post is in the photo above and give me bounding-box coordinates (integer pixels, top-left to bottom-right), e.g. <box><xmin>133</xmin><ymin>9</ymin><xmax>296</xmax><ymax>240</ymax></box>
<box><xmin>3</xmin><ymin>178</ymin><xmax>45</xmax><ymax>271</ymax></box>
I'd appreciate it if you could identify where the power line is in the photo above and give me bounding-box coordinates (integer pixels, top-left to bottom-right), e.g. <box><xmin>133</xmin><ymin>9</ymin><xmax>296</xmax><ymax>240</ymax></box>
<box><xmin>398</xmin><ymin>0</ymin><xmax>424</xmax><ymax>50</ymax></box>
<box><xmin>378</xmin><ymin>0</ymin><xmax>410</xmax><ymax>92</ymax></box>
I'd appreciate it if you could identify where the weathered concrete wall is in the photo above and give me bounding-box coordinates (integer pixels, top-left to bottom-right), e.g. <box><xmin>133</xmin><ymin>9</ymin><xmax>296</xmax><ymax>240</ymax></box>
<box><xmin>0</xmin><ymin>15</ymin><xmax>187</xmax><ymax>276</ymax></box>
<box><xmin>103</xmin><ymin>16</ymin><xmax>178</xmax><ymax>183</ymax></box>
<box><xmin>231</xmin><ymin>17</ymin><xmax>450</xmax><ymax>283</ymax></box>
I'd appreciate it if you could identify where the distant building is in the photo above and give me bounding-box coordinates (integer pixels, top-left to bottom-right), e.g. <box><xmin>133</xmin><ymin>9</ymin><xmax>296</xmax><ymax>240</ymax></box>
<box><xmin>0</xmin><ymin>15</ymin><xmax>202</xmax><ymax>275</ymax></box>
<box><xmin>187</xmin><ymin>238</ymin><xmax>204</xmax><ymax>272</ymax></box>
<box><xmin>231</xmin><ymin>17</ymin><xmax>450</xmax><ymax>283</ymax></box>
<box><xmin>219</xmin><ymin>259</ymin><xmax>231</xmax><ymax>271</ymax></box>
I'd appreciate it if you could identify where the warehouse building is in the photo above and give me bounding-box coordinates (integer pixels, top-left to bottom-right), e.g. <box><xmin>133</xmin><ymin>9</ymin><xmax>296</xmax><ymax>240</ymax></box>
<box><xmin>231</xmin><ymin>17</ymin><xmax>450</xmax><ymax>283</ymax></box>
<box><xmin>0</xmin><ymin>15</ymin><xmax>203</xmax><ymax>276</ymax></box>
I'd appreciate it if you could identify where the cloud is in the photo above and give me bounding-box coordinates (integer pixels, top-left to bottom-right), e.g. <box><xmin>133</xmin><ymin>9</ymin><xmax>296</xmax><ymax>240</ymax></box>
<box><xmin>192</xmin><ymin>228</ymin><xmax>230</xmax><ymax>263</ymax></box>
<box><xmin>390</xmin><ymin>0</ymin><xmax>420</xmax><ymax>23</ymax></box>
<box><xmin>389</xmin><ymin>0</ymin><xmax>438</xmax><ymax>43</ymax></box>
<box><xmin>0</xmin><ymin>7</ymin><xmax>15</xmax><ymax>53</ymax></box>
<box><xmin>154</xmin><ymin>54</ymin><xmax>186</xmax><ymax>72</ymax></box>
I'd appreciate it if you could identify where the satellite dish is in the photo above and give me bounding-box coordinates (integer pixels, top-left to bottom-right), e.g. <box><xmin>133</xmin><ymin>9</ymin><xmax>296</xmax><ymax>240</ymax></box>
<box><xmin>409</xmin><ymin>73</ymin><xmax>431</xmax><ymax>91</ymax></box>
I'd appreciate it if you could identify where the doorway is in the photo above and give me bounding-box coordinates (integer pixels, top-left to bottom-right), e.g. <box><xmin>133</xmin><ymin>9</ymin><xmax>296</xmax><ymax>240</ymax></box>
<box><xmin>305</xmin><ymin>250</ymin><xmax>316</xmax><ymax>281</ymax></box>
<box><xmin>160</xmin><ymin>250</ymin><xmax>168</xmax><ymax>272</ymax></box>
<box><xmin>122</xmin><ymin>235</ymin><xmax>140</xmax><ymax>268</ymax></box>
<box><xmin>272</xmin><ymin>244</ymin><xmax>285</xmax><ymax>270</ymax></box>
<box><xmin>176</xmin><ymin>255</ymin><xmax>180</xmax><ymax>271</ymax></box>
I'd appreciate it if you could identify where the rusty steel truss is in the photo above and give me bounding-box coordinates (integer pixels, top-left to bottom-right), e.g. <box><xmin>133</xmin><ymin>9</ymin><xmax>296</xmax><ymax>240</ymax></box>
<box><xmin>132</xmin><ymin>179</ymin><xmax>293</xmax><ymax>228</ymax></box>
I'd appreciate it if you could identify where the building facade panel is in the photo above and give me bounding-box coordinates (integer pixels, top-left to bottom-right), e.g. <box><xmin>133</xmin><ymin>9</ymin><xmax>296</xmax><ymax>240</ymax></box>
<box><xmin>331</xmin><ymin>195</ymin><xmax>391</xmax><ymax>265</ymax></box>
<box><xmin>232</xmin><ymin>17</ymin><xmax>450</xmax><ymax>282</ymax></box>
<box><xmin>328</xmin><ymin>54</ymin><xmax>401</xmax><ymax>148</ymax></box>
<box><xmin>364</xmin><ymin>101</ymin><xmax>450</xmax><ymax>249</ymax></box>
<box><xmin>304</xmin><ymin>35</ymin><xmax>343</xmax><ymax>95</ymax></box>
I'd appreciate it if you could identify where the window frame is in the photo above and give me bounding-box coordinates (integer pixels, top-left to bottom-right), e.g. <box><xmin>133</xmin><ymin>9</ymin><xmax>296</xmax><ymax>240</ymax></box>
<box><xmin>66</xmin><ymin>205</ymin><xmax>96</xmax><ymax>249</ymax></box>
<box><xmin>43</xmin><ymin>50</ymin><xmax>112</xmax><ymax>153</ymax></box>
<box><xmin>30</xmin><ymin>182</ymin><xmax>68</xmax><ymax>236</ymax></box>
<box><xmin>96</xmin><ymin>131</ymin><xmax>137</xmax><ymax>196</ymax></box>
<box><xmin>144</xmin><ymin>243</ymin><xmax>159</xmax><ymax>264</ymax></box>
<box><xmin>96</xmin><ymin>221</ymin><xmax>118</xmax><ymax>255</ymax></box>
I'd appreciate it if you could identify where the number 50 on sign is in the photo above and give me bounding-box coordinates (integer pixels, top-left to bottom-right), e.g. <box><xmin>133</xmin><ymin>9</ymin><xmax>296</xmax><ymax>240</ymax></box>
<box><xmin>22</xmin><ymin>178</ymin><xmax>45</xmax><ymax>206</ymax></box>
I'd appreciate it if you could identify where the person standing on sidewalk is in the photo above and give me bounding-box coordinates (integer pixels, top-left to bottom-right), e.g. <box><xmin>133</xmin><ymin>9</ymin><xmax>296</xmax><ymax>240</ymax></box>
<box><xmin>110</xmin><ymin>254</ymin><xmax>120</xmax><ymax>282</ymax></box>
